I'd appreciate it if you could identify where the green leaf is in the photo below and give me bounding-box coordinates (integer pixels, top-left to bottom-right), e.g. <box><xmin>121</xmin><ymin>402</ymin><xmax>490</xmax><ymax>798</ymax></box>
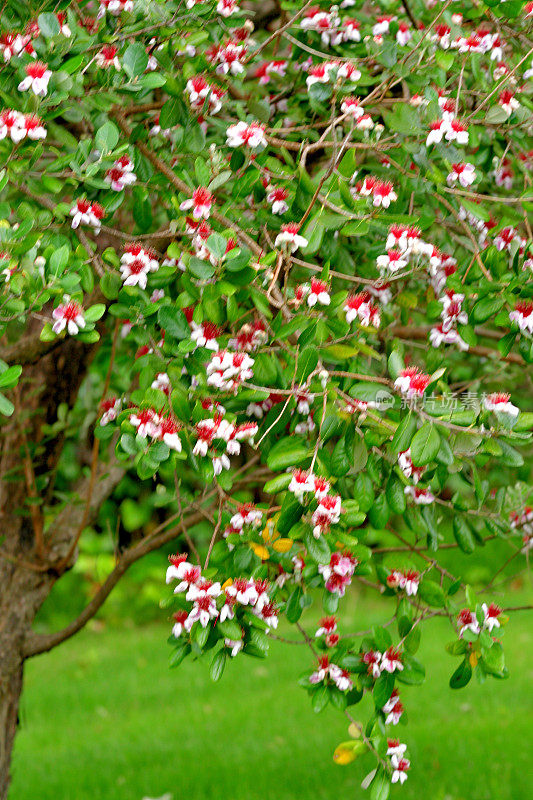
<box><xmin>123</xmin><ymin>43</ymin><xmax>149</xmax><ymax>78</ymax></box>
<box><xmin>449</xmin><ymin>658</ymin><xmax>472</xmax><ymax>689</ymax></box>
<box><xmin>370</xmin><ymin>771</ymin><xmax>390</xmax><ymax>800</ymax></box>
<box><xmin>410</xmin><ymin>423</ymin><xmax>440</xmax><ymax>466</ymax></box>
<box><xmin>0</xmin><ymin>392</ymin><xmax>14</xmax><ymax>416</ymax></box>
<box><xmin>373</xmin><ymin>671</ymin><xmax>395</xmax><ymax>708</ymax></box>
<box><xmin>267</xmin><ymin>438</ymin><xmax>308</xmax><ymax>471</ymax></box>
<box><xmin>217</xmin><ymin>619</ymin><xmax>242</xmax><ymax>641</ymax></box>
<box><xmin>210</xmin><ymin>649</ymin><xmax>226</xmax><ymax>682</ymax></box>
<box><xmin>37</xmin><ymin>12</ymin><xmax>60</xmax><ymax>37</ymax></box>
<box><xmin>304</xmin><ymin>529</ymin><xmax>331</xmax><ymax>565</ymax></box>
<box><xmin>159</xmin><ymin>97</ymin><xmax>187</xmax><ymax>129</ymax></box>
<box><xmin>277</xmin><ymin>492</ymin><xmax>305</xmax><ymax>535</ymax></box>
<box><xmin>390</xmin><ymin>413</ymin><xmax>417</xmax><ymax>454</ymax></box>
<box><xmin>453</xmin><ymin>517</ymin><xmax>475</xmax><ymax>554</ymax></box>
<box><xmin>386</xmin><ymin>473</ymin><xmax>406</xmax><ymax>514</ymax></box>
<box><xmin>157</xmin><ymin>306</ymin><xmax>190</xmax><ymax>339</ymax></box>
<box><xmin>418</xmin><ymin>579</ymin><xmax>446</xmax><ymax>608</ymax></box>
<box><xmin>372</xmin><ymin>625</ymin><xmax>392</xmax><ymax>652</ymax></box>
<box><xmin>189</xmin><ymin>257</ymin><xmax>216</xmax><ymax>280</ymax></box>
<box><xmin>286</xmin><ymin>586</ymin><xmax>303</xmax><ymax>623</ymax></box>
<box><xmin>0</xmin><ymin>365</ymin><xmax>22</xmax><ymax>390</ymax></box>
<box><xmin>296</xmin><ymin>346</ymin><xmax>318</xmax><ymax>383</ymax></box>
<box><xmin>95</xmin><ymin>121</ymin><xmax>119</xmax><ymax>154</ymax></box>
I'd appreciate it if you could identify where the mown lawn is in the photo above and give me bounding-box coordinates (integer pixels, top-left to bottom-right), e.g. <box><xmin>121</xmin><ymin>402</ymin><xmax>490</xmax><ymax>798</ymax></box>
<box><xmin>11</xmin><ymin>593</ymin><xmax>533</xmax><ymax>800</ymax></box>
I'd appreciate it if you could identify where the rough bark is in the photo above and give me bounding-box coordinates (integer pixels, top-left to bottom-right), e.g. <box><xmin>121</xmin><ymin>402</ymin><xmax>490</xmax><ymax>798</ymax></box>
<box><xmin>0</xmin><ymin>329</ymin><xmax>121</xmax><ymax>798</ymax></box>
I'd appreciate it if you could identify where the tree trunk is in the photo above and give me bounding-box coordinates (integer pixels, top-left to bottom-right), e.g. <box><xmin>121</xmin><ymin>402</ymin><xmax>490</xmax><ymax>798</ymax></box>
<box><xmin>0</xmin><ymin>329</ymin><xmax>119</xmax><ymax>795</ymax></box>
<box><xmin>0</xmin><ymin>557</ymin><xmax>57</xmax><ymax>800</ymax></box>
<box><xmin>0</xmin><ymin>649</ymin><xmax>23</xmax><ymax>800</ymax></box>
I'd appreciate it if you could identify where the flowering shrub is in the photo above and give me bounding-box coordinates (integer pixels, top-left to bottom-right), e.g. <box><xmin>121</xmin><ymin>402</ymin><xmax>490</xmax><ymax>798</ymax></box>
<box><xmin>1</xmin><ymin>0</ymin><xmax>533</xmax><ymax>797</ymax></box>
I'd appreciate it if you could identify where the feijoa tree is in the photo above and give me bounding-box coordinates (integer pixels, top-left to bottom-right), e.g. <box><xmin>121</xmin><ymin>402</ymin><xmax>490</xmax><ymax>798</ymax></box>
<box><xmin>1</xmin><ymin>0</ymin><xmax>533</xmax><ymax>797</ymax></box>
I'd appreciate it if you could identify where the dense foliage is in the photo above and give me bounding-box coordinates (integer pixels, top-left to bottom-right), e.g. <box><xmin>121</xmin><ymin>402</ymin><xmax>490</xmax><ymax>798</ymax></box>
<box><xmin>1</xmin><ymin>0</ymin><xmax>533</xmax><ymax>796</ymax></box>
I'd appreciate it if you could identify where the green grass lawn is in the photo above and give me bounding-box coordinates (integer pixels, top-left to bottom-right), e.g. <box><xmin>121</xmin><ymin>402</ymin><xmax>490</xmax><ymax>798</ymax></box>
<box><xmin>11</xmin><ymin>593</ymin><xmax>533</xmax><ymax>800</ymax></box>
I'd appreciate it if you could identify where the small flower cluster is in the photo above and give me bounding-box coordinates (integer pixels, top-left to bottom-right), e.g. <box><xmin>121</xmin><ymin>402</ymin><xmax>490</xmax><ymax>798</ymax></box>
<box><xmin>193</xmin><ymin>413</ymin><xmax>258</xmax><ymax>475</ymax></box>
<box><xmin>363</xmin><ymin>647</ymin><xmax>403</xmax><ymax>676</ymax></box>
<box><xmin>344</xmin><ymin>291</ymin><xmax>381</xmax><ymax>327</ymax></box>
<box><xmin>458</xmin><ymin>603</ymin><xmax>502</xmax><ymax>637</ymax></box>
<box><xmin>289</xmin><ymin>470</ymin><xmax>343</xmax><ymax>537</ymax></box>
<box><xmin>394</xmin><ymin>367</ymin><xmax>431</xmax><ymax>399</ymax></box>
<box><xmin>186</xmin><ymin>75</ymin><xmax>225</xmax><ymax>116</ymax></box>
<box><xmin>120</xmin><ymin>243</ymin><xmax>160</xmax><ymax>289</ymax></box>
<box><xmin>310</xmin><ymin>655</ymin><xmax>353</xmax><ymax>691</ymax></box>
<box><xmin>430</xmin><ymin>290</ymin><xmax>469</xmax><ymax>351</ymax></box>
<box><xmin>387</xmin><ymin>569</ymin><xmax>420</xmax><ymax>596</ymax></box>
<box><xmin>387</xmin><ymin>740</ymin><xmax>410</xmax><ymax>785</ymax></box>
<box><xmin>383</xmin><ymin>689</ymin><xmax>404</xmax><ymax>725</ymax></box>
<box><xmin>105</xmin><ymin>155</ymin><xmax>137</xmax><ymax>192</ymax></box>
<box><xmin>301</xmin><ymin>6</ymin><xmax>361</xmax><ymax>47</ymax></box>
<box><xmin>129</xmin><ymin>408</ymin><xmax>182</xmax><ymax>452</ymax></box>
<box><xmin>315</xmin><ymin>616</ymin><xmax>339</xmax><ymax>647</ymax></box>
<box><xmin>206</xmin><ymin>350</ymin><xmax>254</xmax><ymax>392</ymax></box>
<box><xmin>356</xmin><ymin>176</ymin><xmax>398</xmax><ymax>208</ymax></box>
<box><xmin>70</xmin><ymin>198</ymin><xmax>105</xmax><ymax>234</ymax></box>
<box><xmin>319</xmin><ymin>551</ymin><xmax>358</xmax><ymax>596</ymax></box>
<box><xmin>226</xmin><ymin>120</ymin><xmax>267</xmax><ymax>149</ymax></box>
<box><xmin>0</xmin><ymin>109</ymin><xmax>46</xmax><ymax>142</ymax></box>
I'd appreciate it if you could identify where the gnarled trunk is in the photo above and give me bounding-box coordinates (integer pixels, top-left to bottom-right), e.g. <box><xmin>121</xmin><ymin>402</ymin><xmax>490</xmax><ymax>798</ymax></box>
<box><xmin>0</xmin><ymin>558</ymin><xmax>56</xmax><ymax>800</ymax></box>
<box><xmin>0</xmin><ymin>656</ymin><xmax>23</xmax><ymax>800</ymax></box>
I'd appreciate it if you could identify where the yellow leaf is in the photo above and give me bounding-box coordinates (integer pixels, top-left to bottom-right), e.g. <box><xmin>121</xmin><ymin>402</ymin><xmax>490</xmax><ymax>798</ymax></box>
<box><xmin>469</xmin><ymin>650</ymin><xmax>478</xmax><ymax>667</ymax></box>
<box><xmin>222</xmin><ymin>578</ymin><xmax>233</xmax><ymax>590</ymax></box>
<box><xmin>273</xmin><ymin>538</ymin><xmax>294</xmax><ymax>553</ymax></box>
<box><xmin>333</xmin><ymin>741</ymin><xmax>366</xmax><ymax>765</ymax></box>
<box><xmin>250</xmin><ymin>543</ymin><xmax>269</xmax><ymax>560</ymax></box>
<box><xmin>348</xmin><ymin>722</ymin><xmax>362</xmax><ymax>739</ymax></box>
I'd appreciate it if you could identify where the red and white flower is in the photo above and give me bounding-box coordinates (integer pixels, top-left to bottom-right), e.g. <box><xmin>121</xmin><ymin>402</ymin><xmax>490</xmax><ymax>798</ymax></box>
<box><xmin>98</xmin><ymin>0</ymin><xmax>134</xmax><ymax>16</ymax></box>
<box><xmin>482</xmin><ymin>603</ymin><xmax>502</xmax><ymax>632</ymax></box>
<box><xmin>105</xmin><ymin>155</ymin><xmax>137</xmax><ymax>191</ymax></box>
<box><xmin>52</xmin><ymin>297</ymin><xmax>86</xmax><ymax>336</ymax></box>
<box><xmin>377</xmin><ymin>249</ymin><xmax>408</xmax><ymax>274</ymax></box>
<box><xmin>319</xmin><ymin>551</ymin><xmax>357</xmax><ymax>596</ymax></box>
<box><xmin>275</xmin><ymin>223</ymin><xmax>308</xmax><ymax>253</ymax></box>
<box><xmin>180</xmin><ymin>187</ymin><xmax>214</xmax><ymax>219</ymax></box>
<box><xmin>307</xmin><ymin>278</ymin><xmax>331</xmax><ymax>307</ymax></box>
<box><xmin>312</xmin><ymin>494</ymin><xmax>342</xmax><ymax>537</ymax></box>
<box><xmin>363</xmin><ymin>650</ymin><xmax>382</xmax><ymax>678</ymax></box>
<box><xmin>458</xmin><ymin>608</ymin><xmax>480</xmax><ymax>637</ymax></box>
<box><xmin>398</xmin><ymin>450</ymin><xmax>426</xmax><ymax>484</ymax></box>
<box><xmin>70</xmin><ymin>198</ymin><xmax>104</xmax><ymax>233</ymax></box>
<box><xmin>394</xmin><ymin>367</ymin><xmax>431</xmax><ymax>399</ymax></box>
<box><xmin>498</xmin><ymin>90</ymin><xmax>520</xmax><ymax>116</ymax></box>
<box><xmin>405</xmin><ymin>485</ymin><xmax>435</xmax><ymax>504</ymax></box>
<box><xmin>315</xmin><ymin>616</ymin><xmax>337</xmax><ymax>638</ymax></box>
<box><xmin>99</xmin><ymin>397</ymin><xmax>121</xmax><ymax>426</ymax></box>
<box><xmin>96</xmin><ymin>44</ymin><xmax>121</xmax><ymax>69</ymax></box>
<box><xmin>289</xmin><ymin>469</ymin><xmax>315</xmax><ymax>501</ymax></box>
<box><xmin>447</xmin><ymin>162</ymin><xmax>476</xmax><ymax>187</ymax></box>
<box><xmin>391</xmin><ymin>755</ymin><xmax>410</xmax><ymax>784</ymax></box>
<box><xmin>383</xmin><ymin>689</ymin><xmax>403</xmax><ymax>724</ymax></box>
<box><xmin>186</xmin><ymin>582</ymin><xmax>221</xmax><ymax>629</ymax></box>
<box><xmin>18</xmin><ymin>61</ymin><xmax>52</xmax><ymax>97</ymax></box>
<box><xmin>381</xmin><ymin>647</ymin><xmax>403</xmax><ymax>673</ymax></box>
<box><xmin>217</xmin><ymin>0</ymin><xmax>240</xmax><ymax>16</ymax></box>
<box><xmin>483</xmin><ymin>392</ymin><xmax>519</xmax><ymax>417</ymax></box>
<box><xmin>341</xmin><ymin>96</ymin><xmax>364</xmax><ymax>119</ymax></box>
<box><xmin>226</xmin><ymin>120</ymin><xmax>266</xmax><ymax>149</ymax></box>
<box><xmin>266</xmin><ymin>186</ymin><xmax>289</xmax><ymax>215</ymax></box>
<box><xmin>509</xmin><ymin>300</ymin><xmax>533</xmax><ymax>334</ymax></box>
<box><xmin>120</xmin><ymin>244</ymin><xmax>159</xmax><ymax>289</ymax></box>
<box><xmin>206</xmin><ymin>349</ymin><xmax>254</xmax><ymax>392</ymax></box>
